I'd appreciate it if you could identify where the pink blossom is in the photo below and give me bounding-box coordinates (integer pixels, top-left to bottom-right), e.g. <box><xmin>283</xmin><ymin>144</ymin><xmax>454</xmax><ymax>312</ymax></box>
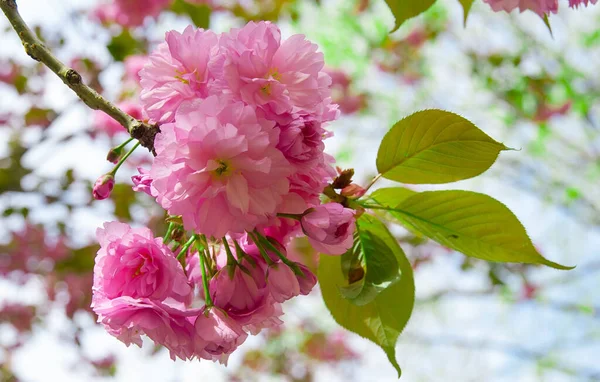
<box><xmin>194</xmin><ymin>307</ymin><xmax>248</xmax><ymax>364</ymax></box>
<box><xmin>94</xmin><ymin>101</ymin><xmax>142</xmax><ymax>137</ymax></box>
<box><xmin>301</xmin><ymin>203</ymin><xmax>355</xmax><ymax>255</ymax></box>
<box><xmin>92</xmin><ymin>0</ymin><xmax>171</xmax><ymax>27</ymax></box>
<box><xmin>288</xmin><ymin>157</ymin><xmax>336</xmax><ymax>208</ymax></box>
<box><xmin>483</xmin><ymin>0</ymin><xmax>558</xmax><ymax>17</ymax></box>
<box><xmin>150</xmin><ymin>96</ymin><xmax>292</xmax><ymax>237</ymax></box>
<box><xmin>94</xmin><ymin>221</ymin><xmax>191</xmax><ymax>302</ymax></box>
<box><xmin>132</xmin><ymin>167</ymin><xmax>153</xmax><ymax>195</ymax></box>
<box><xmin>277</xmin><ymin>114</ymin><xmax>327</xmax><ymax>170</ymax></box>
<box><xmin>210</xmin><ymin>263</ymin><xmax>266</xmax><ymax>322</ymax></box>
<box><xmin>94</xmin><ymin>296</ymin><xmax>196</xmax><ymax>360</ymax></box>
<box><xmin>216</xmin><ymin>21</ymin><xmax>332</xmax><ymax>121</ymax></box>
<box><xmin>569</xmin><ymin>0</ymin><xmax>598</xmax><ymax>7</ymax></box>
<box><xmin>93</xmin><ymin>174</ymin><xmax>115</xmax><ymax>200</ymax></box>
<box><xmin>124</xmin><ymin>55</ymin><xmax>147</xmax><ymax>84</ymax></box>
<box><xmin>266</xmin><ymin>262</ymin><xmax>300</xmax><ymax>303</ymax></box>
<box><xmin>140</xmin><ymin>26</ymin><xmax>220</xmax><ymax>124</ymax></box>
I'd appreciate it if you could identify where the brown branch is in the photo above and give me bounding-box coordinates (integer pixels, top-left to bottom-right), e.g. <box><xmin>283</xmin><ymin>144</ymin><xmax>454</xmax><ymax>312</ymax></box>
<box><xmin>0</xmin><ymin>0</ymin><xmax>159</xmax><ymax>154</ymax></box>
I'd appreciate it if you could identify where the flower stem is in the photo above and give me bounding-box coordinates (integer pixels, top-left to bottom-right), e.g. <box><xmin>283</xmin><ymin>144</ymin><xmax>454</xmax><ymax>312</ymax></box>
<box><xmin>253</xmin><ymin>230</ymin><xmax>304</xmax><ymax>277</ymax></box>
<box><xmin>177</xmin><ymin>235</ymin><xmax>197</xmax><ymax>260</ymax></box>
<box><xmin>247</xmin><ymin>231</ymin><xmax>275</xmax><ymax>266</ymax></box>
<box><xmin>109</xmin><ymin>141</ymin><xmax>140</xmax><ymax>176</ymax></box>
<box><xmin>0</xmin><ymin>0</ymin><xmax>159</xmax><ymax>154</ymax></box>
<box><xmin>276</xmin><ymin>213</ymin><xmax>303</xmax><ymax>221</ymax></box>
<box><xmin>163</xmin><ymin>222</ymin><xmax>175</xmax><ymax>243</ymax></box>
<box><xmin>113</xmin><ymin>137</ymin><xmax>134</xmax><ymax>152</ymax></box>
<box><xmin>364</xmin><ymin>173</ymin><xmax>382</xmax><ymax>193</ymax></box>
<box><xmin>198</xmin><ymin>244</ymin><xmax>213</xmax><ymax>307</ymax></box>
<box><xmin>222</xmin><ymin>237</ymin><xmax>238</xmax><ymax>266</ymax></box>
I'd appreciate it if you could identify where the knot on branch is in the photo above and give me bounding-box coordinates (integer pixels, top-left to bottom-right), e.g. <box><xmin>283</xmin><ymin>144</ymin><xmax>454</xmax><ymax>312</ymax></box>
<box><xmin>65</xmin><ymin>69</ymin><xmax>82</xmax><ymax>85</ymax></box>
<box><xmin>23</xmin><ymin>42</ymin><xmax>40</xmax><ymax>61</ymax></box>
<box><xmin>131</xmin><ymin>122</ymin><xmax>160</xmax><ymax>156</ymax></box>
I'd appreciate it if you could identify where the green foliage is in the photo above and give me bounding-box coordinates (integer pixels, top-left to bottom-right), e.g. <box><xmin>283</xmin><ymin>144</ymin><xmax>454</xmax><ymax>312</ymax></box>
<box><xmin>457</xmin><ymin>0</ymin><xmax>475</xmax><ymax>24</ymax></box>
<box><xmin>55</xmin><ymin>244</ymin><xmax>98</xmax><ymax>274</ymax></box>
<box><xmin>338</xmin><ymin>227</ymin><xmax>402</xmax><ymax>306</ymax></box>
<box><xmin>371</xmin><ymin>190</ymin><xmax>573</xmax><ymax>270</ymax></box>
<box><xmin>171</xmin><ymin>0</ymin><xmax>211</xmax><ymax>29</ymax></box>
<box><xmin>384</xmin><ymin>0</ymin><xmax>437</xmax><ymax>32</ymax></box>
<box><xmin>107</xmin><ymin>30</ymin><xmax>144</xmax><ymax>62</ymax></box>
<box><xmin>318</xmin><ymin>215</ymin><xmax>415</xmax><ymax>378</ymax></box>
<box><xmin>376</xmin><ymin>109</ymin><xmax>509</xmax><ymax>184</ymax></box>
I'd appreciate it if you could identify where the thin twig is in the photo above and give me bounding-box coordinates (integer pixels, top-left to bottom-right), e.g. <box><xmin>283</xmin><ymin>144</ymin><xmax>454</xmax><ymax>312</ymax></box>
<box><xmin>0</xmin><ymin>0</ymin><xmax>159</xmax><ymax>154</ymax></box>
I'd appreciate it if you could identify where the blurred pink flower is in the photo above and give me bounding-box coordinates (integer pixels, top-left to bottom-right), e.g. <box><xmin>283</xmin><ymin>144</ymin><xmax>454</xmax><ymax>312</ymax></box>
<box><xmin>93</xmin><ymin>101</ymin><xmax>143</xmax><ymax>137</ymax></box>
<box><xmin>124</xmin><ymin>55</ymin><xmax>148</xmax><ymax>84</ymax></box>
<box><xmin>483</xmin><ymin>0</ymin><xmax>558</xmax><ymax>17</ymax></box>
<box><xmin>92</xmin><ymin>0</ymin><xmax>171</xmax><ymax>27</ymax></box>
<box><xmin>569</xmin><ymin>0</ymin><xmax>598</xmax><ymax>7</ymax></box>
<box><xmin>140</xmin><ymin>26</ymin><xmax>220</xmax><ymax>124</ymax></box>
<box><xmin>150</xmin><ymin>96</ymin><xmax>292</xmax><ymax>237</ymax></box>
<box><xmin>94</xmin><ymin>221</ymin><xmax>191</xmax><ymax>302</ymax></box>
<box><xmin>301</xmin><ymin>203</ymin><xmax>355</xmax><ymax>255</ymax></box>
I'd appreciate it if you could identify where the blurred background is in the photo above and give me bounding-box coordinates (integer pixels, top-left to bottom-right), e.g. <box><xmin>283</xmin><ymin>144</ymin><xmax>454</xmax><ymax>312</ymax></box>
<box><xmin>1</xmin><ymin>0</ymin><xmax>599</xmax><ymax>380</ymax></box>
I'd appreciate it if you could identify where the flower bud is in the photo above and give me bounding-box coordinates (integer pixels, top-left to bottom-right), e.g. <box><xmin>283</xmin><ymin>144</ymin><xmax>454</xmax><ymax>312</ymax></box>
<box><xmin>341</xmin><ymin>183</ymin><xmax>366</xmax><ymax>199</ymax></box>
<box><xmin>92</xmin><ymin>174</ymin><xmax>115</xmax><ymax>200</ymax></box>
<box><xmin>106</xmin><ymin>148</ymin><xmax>121</xmax><ymax>164</ymax></box>
<box><xmin>301</xmin><ymin>203</ymin><xmax>356</xmax><ymax>255</ymax></box>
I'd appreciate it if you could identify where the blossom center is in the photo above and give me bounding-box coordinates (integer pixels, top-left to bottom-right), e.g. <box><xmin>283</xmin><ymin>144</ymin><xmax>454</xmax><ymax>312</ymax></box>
<box><xmin>260</xmin><ymin>83</ymin><xmax>272</xmax><ymax>96</ymax></box>
<box><xmin>213</xmin><ymin>159</ymin><xmax>231</xmax><ymax>178</ymax></box>
<box><xmin>266</xmin><ymin>67</ymin><xmax>281</xmax><ymax>81</ymax></box>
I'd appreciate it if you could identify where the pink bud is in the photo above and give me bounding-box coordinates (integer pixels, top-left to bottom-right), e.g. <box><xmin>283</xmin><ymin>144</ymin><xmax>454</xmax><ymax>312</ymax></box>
<box><xmin>266</xmin><ymin>262</ymin><xmax>300</xmax><ymax>303</ymax></box>
<box><xmin>341</xmin><ymin>183</ymin><xmax>366</xmax><ymax>199</ymax></box>
<box><xmin>295</xmin><ymin>263</ymin><xmax>317</xmax><ymax>295</ymax></box>
<box><xmin>93</xmin><ymin>174</ymin><xmax>114</xmax><ymax>200</ymax></box>
<box><xmin>301</xmin><ymin>203</ymin><xmax>356</xmax><ymax>255</ymax></box>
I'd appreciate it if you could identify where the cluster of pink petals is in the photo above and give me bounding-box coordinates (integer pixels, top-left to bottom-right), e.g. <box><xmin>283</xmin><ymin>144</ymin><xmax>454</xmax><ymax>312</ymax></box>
<box><xmin>92</xmin><ymin>0</ymin><xmax>172</xmax><ymax>27</ymax></box>
<box><xmin>142</xmin><ymin>21</ymin><xmax>341</xmax><ymax>238</ymax></box>
<box><xmin>483</xmin><ymin>0</ymin><xmax>557</xmax><ymax>16</ymax></box>
<box><xmin>94</xmin><ymin>21</ymin><xmax>359</xmax><ymax>365</ymax></box>
<box><xmin>483</xmin><ymin>0</ymin><xmax>597</xmax><ymax>16</ymax></box>
<box><xmin>569</xmin><ymin>0</ymin><xmax>598</xmax><ymax>7</ymax></box>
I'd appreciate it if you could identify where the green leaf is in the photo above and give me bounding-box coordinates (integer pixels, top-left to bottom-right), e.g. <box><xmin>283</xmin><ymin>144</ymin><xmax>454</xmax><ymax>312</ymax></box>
<box><xmin>107</xmin><ymin>30</ymin><xmax>144</xmax><ymax>62</ymax></box>
<box><xmin>380</xmin><ymin>190</ymin><xmax>573</xmax><ymax>270</ymax></box>
<box><xmin>171</xmin><ymin>0</ymin><xmax>211</xmax><ymax>29</ymax></box>
<box><xmin>319</xmin><ymin>215</ymin><xmax>415</xmax><ymax>377</ymax></box>
<box><xmin>370</xmin><ymin>187</ymin><xmax>417</xmax><ymax>207</ymax></box>
<box><xmin>457</xmin><ymin>0</ymin><xmax>475</xmax><ymax>25</ymax></box>
<box><xmin>338</xmin><ymin>228</ymin><xmax>402</xmax><ymax>306</ymax></box>
<box><xmin>376</xmin><ymin>109</ymin><xmax>509</xmax><ymax>184</ymax></box>
<box><xmin>543</xmin><ymin>14</ymin><xmax>553</xmax><ymax>37</ymax></box>
<box><xmin>384</xmin><ymin>0</ymin><xmax>437</xmax><ymax>32</ymax></box>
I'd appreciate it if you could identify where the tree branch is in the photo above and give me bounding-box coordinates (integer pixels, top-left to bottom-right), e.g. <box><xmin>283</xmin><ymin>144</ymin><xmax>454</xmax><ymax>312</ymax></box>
<box><xmin>0</xmin><ymin>0</ymin><xmax>159</xmax><ymax>154</ymax></box>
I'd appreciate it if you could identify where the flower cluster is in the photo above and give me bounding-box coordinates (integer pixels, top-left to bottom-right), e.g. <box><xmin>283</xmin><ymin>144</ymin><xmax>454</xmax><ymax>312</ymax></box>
<box><xmin>484</xmin><ymin>0</ymin><xmax>596</xmax><ymax>17</ymax></box>
<box><xmin>92</xmin><ymin>22</ymin><xmax>357</xmax><ymax>363</ymax></box>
